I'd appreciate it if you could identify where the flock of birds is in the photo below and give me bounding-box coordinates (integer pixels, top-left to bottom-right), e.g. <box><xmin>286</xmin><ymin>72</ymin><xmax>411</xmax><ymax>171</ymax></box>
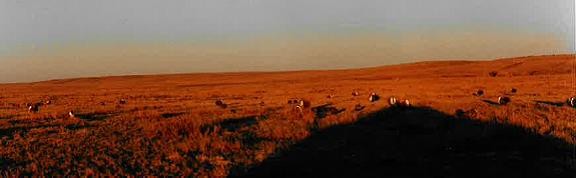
<box><xmin>473</xmin><ymin>88</ymin><xmax>516</xmax><ymax>105</ymax></box>
<box><xmin>473</xmin><ymin>87</ymin><xmax>576</xmax><ymax>107</ymax></box>
<box><xmin>213</xmin><ymin>87</ymin><xmax>576</xmax><ymax>119</ymax></box>
<box><xmin>18</xmin><ymin>86</ymin><xmax>576</xmax><ymax>120</ymax></box>
<box><xmin>24</xmin><ymin>99</ymin><xmax>130</xmax><ymax>120</ymax></box>
<box><xmin>213</xmin><ymin>90</ymin><xmax>413</xmax><ymax>119</ymax></box>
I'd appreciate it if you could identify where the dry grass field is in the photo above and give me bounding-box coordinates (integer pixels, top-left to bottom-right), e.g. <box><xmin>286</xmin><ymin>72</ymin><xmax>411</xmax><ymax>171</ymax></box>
<box><xmin>0</xmin><ymin>54</ymin><xmax>575</xmax><ymax>177</ymax></box>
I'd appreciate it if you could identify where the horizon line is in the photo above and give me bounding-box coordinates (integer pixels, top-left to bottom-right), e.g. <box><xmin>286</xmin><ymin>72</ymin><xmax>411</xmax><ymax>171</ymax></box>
<box><xmin>2</xmin><ymin>53</ymin><xmax>573</xmax><ymax>85</ymax></box>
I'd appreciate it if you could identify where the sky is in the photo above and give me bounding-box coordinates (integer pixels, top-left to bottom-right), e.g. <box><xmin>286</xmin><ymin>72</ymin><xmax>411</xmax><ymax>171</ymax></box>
<box><xmin>0</xmin><ymin>0</ymin><xmax>574</xmax><ymax>83</ymax></box>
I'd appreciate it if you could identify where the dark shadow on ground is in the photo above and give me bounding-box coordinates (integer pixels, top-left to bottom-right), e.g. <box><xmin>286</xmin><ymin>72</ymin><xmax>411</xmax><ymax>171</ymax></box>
<box><xmin>0</xmin><ymin>124</ymin><xmax>59</xmax><ymax>137</ymax></box>
<box><xmin>237</xmin><ymin>106</ymin><xmax>575</xmax><ymax>178</ymax></box>
<box><xmin>76</xmin><ymin>112</ymin><xmax>116</xmax><ymax>121</ymax></box>
<box><xmin>535</xmin><ymin>100</ymin><xmax>566</xmax><ymax>107</ymax></box>
<box><xmin>204</xmin><ymin>116</ymin><xmax>259</xmax><ymax>133</ymax></box>
<box><xmin>481</xmin><ymin>99</ymin><xmax>500</xmax><ymax>106</ymax></box>
<box><xmin>202</xmin><ymin>116</ymin><xmax>261</xmax><ymax>149</ymax></box>
<box><xmin>160</xmin><ymin>112</ymin><xmax>186</xmax><ymax>119</ymax></box>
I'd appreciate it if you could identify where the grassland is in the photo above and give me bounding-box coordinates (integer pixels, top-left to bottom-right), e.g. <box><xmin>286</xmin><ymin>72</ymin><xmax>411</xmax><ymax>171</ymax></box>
<box><xmin>0</xmin><ymin>54</ymin><xmax>575</xmax><ymax>177</ymax></box>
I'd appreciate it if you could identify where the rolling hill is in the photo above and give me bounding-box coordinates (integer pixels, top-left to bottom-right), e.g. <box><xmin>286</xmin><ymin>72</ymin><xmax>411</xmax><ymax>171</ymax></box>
<box><xmin>0</xmin><ymin>54</ymin><xmax>574</xmax><ymax>176</ymax></box>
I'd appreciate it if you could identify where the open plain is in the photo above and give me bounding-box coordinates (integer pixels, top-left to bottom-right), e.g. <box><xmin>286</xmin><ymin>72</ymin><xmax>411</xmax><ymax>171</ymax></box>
<box><xmin>0</xmin><ymin>54</ymin><xmax>575</xmax><ymax>177</ymax></box>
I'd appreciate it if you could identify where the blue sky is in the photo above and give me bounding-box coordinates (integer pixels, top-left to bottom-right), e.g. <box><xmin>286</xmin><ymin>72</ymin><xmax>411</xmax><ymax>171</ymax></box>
<box><xmin>0</xmin><ymin>0</ymin><xmax>574</xmax><ymax>83</ymax></box>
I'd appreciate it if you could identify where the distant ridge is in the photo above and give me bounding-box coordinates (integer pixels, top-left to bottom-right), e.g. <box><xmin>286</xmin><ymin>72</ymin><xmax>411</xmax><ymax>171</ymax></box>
<box><xmin>2</xmin><ymin>54</ymin><xmax>574</xmax><ymax>86</ymax></box>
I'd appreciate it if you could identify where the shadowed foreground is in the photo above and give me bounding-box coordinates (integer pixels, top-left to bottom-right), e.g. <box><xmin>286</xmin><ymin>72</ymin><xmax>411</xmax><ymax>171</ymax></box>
<box><xmin>0</xmin><ymin>55</ymin><xmax>575</xmax><ymax>176</ymax></box>
<box><xmin>240</xmin><ymin>106</ymin><xmax>575</xmax><ymax>178</ymax></box>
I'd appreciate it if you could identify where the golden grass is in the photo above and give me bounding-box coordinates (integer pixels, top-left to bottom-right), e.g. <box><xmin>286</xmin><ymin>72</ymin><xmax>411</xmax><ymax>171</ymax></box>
<box><xmin>0</xmin><ymin>54</ymin><xmax>575</xmax><ymax>176</ymax></box>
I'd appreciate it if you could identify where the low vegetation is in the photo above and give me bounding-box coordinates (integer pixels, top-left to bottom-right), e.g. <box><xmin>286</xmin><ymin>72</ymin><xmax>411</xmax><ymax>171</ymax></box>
<box><xmin>0</xmin><ymin>55</ymin><xmax>575</xmax><ymax>176</ymax></box>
